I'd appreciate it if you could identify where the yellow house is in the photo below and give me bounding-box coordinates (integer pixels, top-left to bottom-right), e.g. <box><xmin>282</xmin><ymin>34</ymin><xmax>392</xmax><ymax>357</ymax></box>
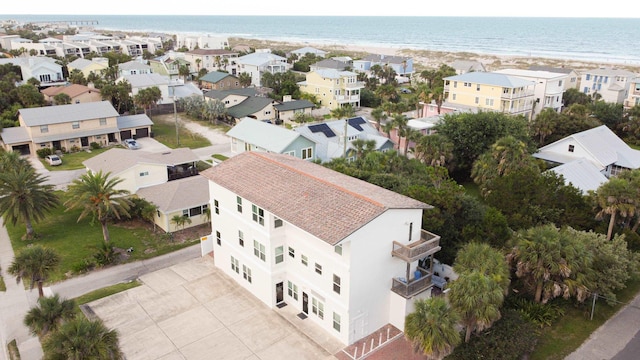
<box><xmin>67</xmin><ymin>57</ymin><xmax>109</xmax><ymax>78</ymax></box>
<box><xmin>298</xmin><ymin>69</ymin><xmax>364</xmax><ymax>110</ymax></box>
<box><xmin>443</xmin><ymin>72</ymin><xmax>536</xmax><ymax>120</ymax></box>
<box><xmin>83</xmin><ymin>147</ymin><xmax>209</xmax><ymax>233</ymax></box>
<box><xmin>0</xmin><ymin>101</ymin><xmax>152</xmax><ymax>155</ymax></box>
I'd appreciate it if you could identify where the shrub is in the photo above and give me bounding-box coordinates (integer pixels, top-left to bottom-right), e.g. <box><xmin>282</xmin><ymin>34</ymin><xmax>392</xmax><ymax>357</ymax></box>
<box><xmin>94</xmin><ymin>242</ymin><xmax>117</xmax><ymax>266</ymax></box>
<box><xmin>70</xmin><ymin>145</ymin><xmax>80</xmax><ymax>153</ymax></box>
<box><xmin>90</xmin><ymin>142</ymin><xmax>101</xmax><ymax>150</ymax></box>
<box><xmin>504</xmin><ymin>295</ymin><xmax>565</xmax><ymax>328</ymax></box>
<box><xmin>36</xmin><ymin>147</ymin><xmax>53</xmax><ymax>158</ymax></box>
<box><xmin>71</xmin><ymin>259</ymin><xmax>96</xmax><ymax>274</ymax></box>
<box><xmin>448</xmin><ymin>309</ymin><xmax>538</xmax><ymax>360</ymax></box>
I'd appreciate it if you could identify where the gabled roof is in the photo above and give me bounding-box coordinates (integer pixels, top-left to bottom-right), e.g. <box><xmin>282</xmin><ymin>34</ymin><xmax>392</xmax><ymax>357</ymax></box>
<box><xmin>199</xmin><ymin>71</ymin><xmax>237</xmax><ymax>83</ymax></box>
<box><xmin>444</xmin><ymin>72</ymin><xmax>535</xmax><ymax>88</ymax></box>
<box><xmin>273</xmin><ymin>99</ymin><xmax>314</xmax><ymax>111</ymax></box>
<box><xmin>528</xmin><ymin>65</ymin><xmax>575</xmax><ymax>74</ymax></box>
<box><xmin>534</xmin><ymin>125</ymin><xmax>640</xmax><ymax>170</ymax></box>
<box><xmin>291</xmin><ymin>46</ymin><xmax>327</xmax><ymax>55</ymax></box>
<box><xmin>19</xmin><ymin>101</ymin><xmax>118</xmax><ymax>127</ymax></box>
<box><xmin>200</xmin><ymin>152</ymin><xmax>429</xmax><ymax>245</ymax></box>
<box><xmin>120</xmin><ymin>73</ymin><xmax>169</xmax><ymax>88</ymax></box>
<box><xmin>119</xmin><ymin>61</ymin><xmax>152</xmax><ymax>71</ymax></box>
<box><xmin>41</xmin><ymin>84</ymin><xmax>100</xmax><ymax>98</ymax></box>
<box><xmin>136</xmin><ymin>175</ymin><xmax>209</xmax><ymax>213</ymax></box>
<box><xmin>451</xmin><ymin>60</ymin><xmax>485</xmax><ymax>72</ymax></box>
<box><xmin>204</xmin><ymin>87</ymin><xmax>259</xmax><ymax>100</ymax></box>
<box><xmin>313</xmin><ymin>69</ymin><xmax>357</xmax><ymax>79</ymax></box>
<box><xmin>226</xmin><ymin>97</ymin><xmax>275</xmax><ymax>119</ymax></box>
<box><xmin>548</xmin><ymin>158</ymin><xmax>608</xmax><ymax>194</ymax></box>
<box><xmin>226</xmin><ymin>118</ymin><xmax>308</xmax><ymax>152</ymax></box>
<box><xmin>237</xmin><ymin>52</ymin><xmax>287</xmax><ymax>66</ymax></box>
<box><xmin>0</xmin><ymin>126</ymin><xmax>31</xmax><ymax>145</ymax></box>
<box><xmin>311</xmin><ymin>58</ymin><xmax>348</xmax><ymax>70</ymax></box>
<box><xmin>83</xmin><ymin>148</ymin><xmax>200</xmax><ymax>176</ymax></box>
<box><xmin>362</xmin><ymin>54</ymin><xmax>410</xmax><ymax>64</ymax></box>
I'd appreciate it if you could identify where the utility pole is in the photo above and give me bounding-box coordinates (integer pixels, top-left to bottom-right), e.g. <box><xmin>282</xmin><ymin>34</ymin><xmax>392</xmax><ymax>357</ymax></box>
<box><xmin>173</xmin><ymin>95</ymin><xmax>180</xmax><ymax>146</ymax></box>
<box><xmin>343</xmin><ymin>118</ymin><xmax>348</xmax><ymax>158</ymax></box>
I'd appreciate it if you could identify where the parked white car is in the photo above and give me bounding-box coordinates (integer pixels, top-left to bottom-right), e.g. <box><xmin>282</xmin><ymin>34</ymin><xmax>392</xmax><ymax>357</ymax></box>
<box><xmin>45</xmin><ymin>154</ymin><xmax>62</xmax><ymax>166</ymax></box>
<box><xmin>123</xmin><ymin>139</ymin><xmax>141</xmax><ymax>150</ymax></box>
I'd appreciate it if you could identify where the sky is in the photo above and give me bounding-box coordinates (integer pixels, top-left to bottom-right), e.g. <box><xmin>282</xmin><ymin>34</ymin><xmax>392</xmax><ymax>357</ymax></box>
<box><xmin>2</xmin><ymin>0</ymin><xmax>638</xmax><ymax>18</ymax></box>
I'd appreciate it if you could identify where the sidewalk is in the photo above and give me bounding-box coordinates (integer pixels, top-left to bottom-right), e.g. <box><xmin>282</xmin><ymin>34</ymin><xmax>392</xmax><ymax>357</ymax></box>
<box><xmin>565</xmin><ymin>290</ymin><xmax>640</xmax><ymax>360</ymax></box>
<box><xmin>0</xmin><ymin>218</ymin><xmax>43</xmax><ymax>360</ymax></box>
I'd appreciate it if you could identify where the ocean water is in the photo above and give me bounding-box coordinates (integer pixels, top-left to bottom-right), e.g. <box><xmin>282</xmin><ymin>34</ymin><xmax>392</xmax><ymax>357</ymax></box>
<box><xmin>4</xmin><ymin>15</ymin><xmax>640</xmax><ymax>65</ymax></box>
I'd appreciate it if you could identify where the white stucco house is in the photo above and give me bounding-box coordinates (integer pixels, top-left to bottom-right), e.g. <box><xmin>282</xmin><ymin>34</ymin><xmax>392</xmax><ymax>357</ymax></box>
<box><xmin>493</xmin><ymin>68</ymin><xmax>567</xmax><ymax>117</ymax></box>
<box><xmin>580</xmin><ymin>67</ymin><xmax>637</xmax><ymax>104</ymax></box>
<box><xmin>235</xmin><ymin>52</ymin><xmax>291</xmax><ymax>87</ymax></box>
<box><xmin>200</xmin><ymin>151</ymin><xmax>442</xmax><ymax>346</ymax></box>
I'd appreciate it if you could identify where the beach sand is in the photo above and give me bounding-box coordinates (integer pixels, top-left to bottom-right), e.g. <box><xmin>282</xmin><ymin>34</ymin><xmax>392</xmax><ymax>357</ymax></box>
<box><xmin>228</xmin><ymin>37</ymin><xmax>640</xmax><ymax>73</ymax></box>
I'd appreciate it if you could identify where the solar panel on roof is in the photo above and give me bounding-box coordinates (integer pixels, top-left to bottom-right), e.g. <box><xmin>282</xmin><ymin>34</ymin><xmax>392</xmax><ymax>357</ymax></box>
<box><xmin>308</xmin><ymin>123</ymin><xmax>336</xmax><ymax>138</ymax></box>
<box><xmin>348</xmin><ymin>117</ymin><xmax>367</xmax><ymax>131</ymax></box>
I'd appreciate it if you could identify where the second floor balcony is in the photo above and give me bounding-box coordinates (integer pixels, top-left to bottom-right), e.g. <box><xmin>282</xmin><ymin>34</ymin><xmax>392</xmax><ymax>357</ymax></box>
<box><xmin>391</xmin><ymin>230</ymin><xmax>441</xmax><ymax>263</ymax></box>
<box><xmin>391</xmin><ymin>266</ymin><xmax>434</xmax><ymax>298</ymax></box>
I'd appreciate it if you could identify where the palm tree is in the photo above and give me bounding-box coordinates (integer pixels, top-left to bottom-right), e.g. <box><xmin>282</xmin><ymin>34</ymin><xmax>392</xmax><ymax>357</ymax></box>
<box><xmin>530</xmin><ymin>108</ymin><xmax>558</xmax><ymax>146</ymax></box>
<box><xmin>448</xmin><ymin>271</ymin><xmax>504</xmax><ymax>342</ymax></box>
<box><xmin>42</xmin><ymin>317</ymin><xmax>123</xmax><ymax>360</ymax></box>
<box><xmin>8</xmin><ymin>245</ymin><xmax>60</xmax><ymax>298</ymax></box>
<box><xmin>454</xmin><ymin>242</ymin><xmax>510</xmax><ymax>294</ymax></box>
<box><xmin>65</xmin><ymin>171</ymin><xmax>133</xmax><ymax>243</ymax></box>
<box><xmin>391</xmin><ymin>114</ymin><xmax>409</xmax><ymax>154</ymax></box>
<box><xmin>238</xmin><ymin>72</ymin><xmax>252</xmax><ymax>87</ymax></box>
<box><xmin>594</xmin><ymin>177</ymin><xmax>637</xmax><ymax>240</ymax></box>
<box><xmin>413</xmin><ymin>134</ymin><xmax>455</xmax><ymax>170</ymax></box>
<box><xmin>0</xmin><ymin>156</ymin><xmax>59</xmax><ymax>240</ymax></box>
<box><xmin>370</xmin><ymin>106</ymin><xmax>387</xmax><ymax>132</ymax></box>
<box><xmin>405</xmin><ymin>297</ymin><xmax>461</xmax><ymax>359</ymax></box>
<box><xmin>507</xmin><ymin>224</ymin><xmax>592</xmax><ymax>303</ymax></box>
<box><xmin>24</xmin><ymin>294</ymin><xmax>76</xmax><ymax>336</ymax></box>
<box><xmin>171</xmin><ymin>214</ymin><xmax>192</xmax><ymax>231</ymax></box>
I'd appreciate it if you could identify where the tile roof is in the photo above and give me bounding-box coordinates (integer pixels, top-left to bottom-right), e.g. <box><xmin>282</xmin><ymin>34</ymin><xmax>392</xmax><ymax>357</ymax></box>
<box><xmin>136</xmin><ymin>175</ymin><xmax>210</xmax><ymax>213</ymax></box>
<box><xmin>41</xmin><ymin>84</ymin><xmax>100</xmax><ymax>98</ymax></box>
<box><xmin>201</xmin><ymin>152</ymin><xmax>429</xmax><ymax>245</ymax></box>
<box><xmin>19</xmin><ymin>101</ymin><xmax>119</xmax><ymax>127</ymax></box>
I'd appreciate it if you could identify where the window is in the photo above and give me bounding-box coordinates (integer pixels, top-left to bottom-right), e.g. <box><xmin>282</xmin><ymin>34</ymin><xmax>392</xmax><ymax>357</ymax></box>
<box><xmin>216</xmin><ymin>231</ymin><xmax>221</xmax><ymax>246</ymax></box>
<box><xmin>301</xmin><ymin>254</ymin><xmax>308</xmax><ymax>266</ymax></box>
<box><xmin>252</xmin><ymin>204</ymin><xmax>264</xmax><ymax>225</ymax></box>
<box><xmin>284</xmin><ymin>150</ymin><xmax>295</xmax><ymax>156</ymax></box>
<box><xmin>485</xmin><ymin>98</ymin><xmax>494</xmax><ymax>106</ymax></box>
<box><xmin>242</xmin><ymin>265</ymin><xmax>252</xmax><ymax>283</ymax></box>
<box><xmin>237</xmin><ymin>196</ymin><xmax>243</xmax><ymax>213</ymax></box>
<box><xmin>333</xmin><ymin>312</ymin><xmax>341</xmax><ymax>332</ymax></box>
<box><xmin>452</xmin><ymin>94</ymin><xmax>456</xmax><ymax>101</ymax></box>
<box><xmin>586</xmin><ymin>74</ymin><xmax>591</xmax><ymax>80</ymax></box>
<box><xmin>40</xmin><ymin>125</ymin><xmax>49</xmax><ymax>133</ymax></box>
<box><xmin>475</xmin><ymin>97</ymin><xmax>479</xmax><ymax>104</ymax></box>
<box><xmin>568</xmin><ymin>144</ymin><xmax>575</xmax><ymax>152</ymax></box>
<box><xmin>558</xmin><ymin>80</ymin><xmax>563</xmax><ymax>87</ymax></box>
<box><xmin>253</xmin><ymin>240</ymin><xmax>266</xmax><ymax>261</ymax></box>
<box><xmin>287</xmin><ymin>281</ymin><xmax>299</xmax><ymax>300</ymax></box>
<box><xmin>315</xmin><ymin>263</ymin><xmax>322</xmax><ymax>275</ymax></box>
<box><xmin>238</xmin><ymin>230</ymin><xmax>244</xmax><ymax>247</ymax></box>
<box><xmin>214</xmin><ymin>199</ymin><xmax>219</xmax><ymax>214</ymax></box>
<box><xmin>139</xmin><ymin>171</ymin><xmax>149</xmax><ymax>176</ymax></box>
<box><xmin>312</xmin><ymin>298</ymin><xmax>324</xmax><ymax>319</ymax></box>
<box><xmin>333</xmin><ymin>274</ymin><xmax>341</xmax><ymax>294</ymax></box>
<box><xmin>275</xmin><ymin>246</ymin><xmax>284</xmax><ymax>264</ymax></box>
<box><xmin>72</xmin><ymin>121</ymin><xmax>80</xmax><ymax>129</ymax></box>
<box><xmin>274</xmin><ymin>217</ymin><xmax>283</xmax><ymax>228</ymax></box>
<box><xmin>302</xmin><ymin>147</ymin><xmax>313</xmax><ymax>160</ymax></box>
<box><xmin>231</xmin><ymin>256</ymin><xmax>239</xmax><ymax>273</ymax></box>
<box><xmin>288</xmin><ymin>247</ymin><xmax>295</xmax><ymax>258</ymax></box>
<box><xmin>185</xmin><ymin>205</ymin><xmax>206</xmax><ymax>217</ymax></box>
<box><xmin>476</xmin><ymin>84</ymin><xmax>481</xmax><ymax>91</ymax></box>
<box><xmin>334</xmin><ymin>244</ymin><xmax>342</xmax><ymax>255</ymax></box>
<box><xmin>99</xmin><ymin>118</ymin><xmax>107</xmax><ymax>125</ymax></box>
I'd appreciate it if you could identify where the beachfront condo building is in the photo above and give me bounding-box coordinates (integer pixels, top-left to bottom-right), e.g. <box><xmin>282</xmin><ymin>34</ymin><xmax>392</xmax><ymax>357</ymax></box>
<box><xmin>624</xmin><ymin>77</ymin><xmax>640</xmax><ymax>110</ymax></box>
<box><xmin>298</xmin><ymin>69</ymin><xmax>364</xmax><ymax>110</ymax></box>
<box><xmin>443</xmin><ymin>72</ymin><xmax>536</xmax><ymax>120</ymax></box>
<box><xmin>580</xmin><ymin>67</ymin><xmax>636</xmax><ymax>104</ymax></box>
<box><xmin>199</xmin><ymin>152</ymin><xmax>442</xmax><ymax>346</ymax></box>
<box><xmin>493</xmin><ymin>69</ymin><xmax>567</xmax><ymax>117</ymax></box>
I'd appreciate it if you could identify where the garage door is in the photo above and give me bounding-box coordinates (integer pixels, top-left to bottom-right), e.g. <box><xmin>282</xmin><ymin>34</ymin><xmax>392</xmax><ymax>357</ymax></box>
<box><xmin>135</xmin><ymin>128</ymin><xmax>149</xmax><ymax>138</ymax></box>
<box><xmin>120</xmin><ymin>130</ymin><xmax>132</xmax><ymax>140</ymax></box>
<box><xmin>12</xmin><ymin>144</ymin><xmax>31</xmax><ymax>155</ymax></box>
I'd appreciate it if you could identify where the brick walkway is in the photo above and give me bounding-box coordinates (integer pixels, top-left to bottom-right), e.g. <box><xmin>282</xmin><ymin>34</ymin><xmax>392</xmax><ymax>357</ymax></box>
<box><xmin>334</xmin><ymin>324</ymin><xmax>427</xmax><ymax>360</ymax></box>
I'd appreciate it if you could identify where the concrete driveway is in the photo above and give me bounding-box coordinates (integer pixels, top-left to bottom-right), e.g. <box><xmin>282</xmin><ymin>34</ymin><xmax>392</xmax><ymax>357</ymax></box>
<box><xmin>86</xmin><ymin>257</ymin><xmax>340</xmax><ymax>360</ymax></box>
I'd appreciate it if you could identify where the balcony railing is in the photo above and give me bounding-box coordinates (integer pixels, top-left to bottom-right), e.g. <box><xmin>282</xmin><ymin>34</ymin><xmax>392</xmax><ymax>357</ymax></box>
<box><xmin>391</xmin><ymin>266</ymin><xmax>433</xmax><ymax>298</ymax></box>
<box><xmin>391</xmin><ymin>230</ymin><xmax>441</xmax><ymax>263</ymax></box>
<box><xmin>500</xmin><ymin>90</ymin><xmax>534</xmax><ymax>100</ymax></box>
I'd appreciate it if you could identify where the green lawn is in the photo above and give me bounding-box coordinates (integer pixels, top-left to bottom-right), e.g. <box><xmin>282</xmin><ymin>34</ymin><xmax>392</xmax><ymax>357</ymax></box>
<box><xmin>0</xmin><ymin>274</ymin><xmax>5</xmax><ymax>292</ymax></box>
<box><xmin>6</xmin><ymin>191</ymin><xmax>198</xmax><ymax>284</ymax></box>
<box><xmin>531</xmin><ymin>278</ymin><xmax>640</xmax><ymax>359</ymax></box>
<box><xmin>151</xmin><ymin>114</ymin><xmax>212</xmax><ymax>149</ymax></box>
<box><xmin>39</xmin><ymin>147</ymin><xmax>112</xmax><ymax>171</ymax></box>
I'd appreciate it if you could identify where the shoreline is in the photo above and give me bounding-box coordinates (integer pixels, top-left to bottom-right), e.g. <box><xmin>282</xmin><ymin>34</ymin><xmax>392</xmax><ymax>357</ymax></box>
<box><xmin>226</xmin><ymin>37</ymin><xmax>640</xmax><ymax>73</ymax></box>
